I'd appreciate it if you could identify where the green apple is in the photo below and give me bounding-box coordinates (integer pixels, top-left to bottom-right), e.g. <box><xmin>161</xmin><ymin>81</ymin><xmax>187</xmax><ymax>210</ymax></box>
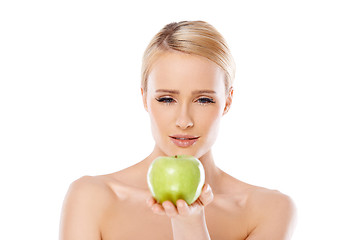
<box><xmin>147</xmin><ymin>155</ymin><xmax>205</xmax><ymax>206</ymax></box>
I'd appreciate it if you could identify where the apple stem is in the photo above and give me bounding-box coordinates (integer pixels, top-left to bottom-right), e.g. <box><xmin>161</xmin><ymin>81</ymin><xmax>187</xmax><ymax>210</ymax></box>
<box><xmin>175</xmin><ymin>155</ymin><xmax>178</xmax><ymax>158</ymax></box>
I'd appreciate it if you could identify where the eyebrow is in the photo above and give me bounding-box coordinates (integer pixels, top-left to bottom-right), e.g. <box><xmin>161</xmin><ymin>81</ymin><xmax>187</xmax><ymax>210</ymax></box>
<box><xmin>155</xmin><ymin>89</ymin><xmax>217</xmax><ymax>94</ymax></box>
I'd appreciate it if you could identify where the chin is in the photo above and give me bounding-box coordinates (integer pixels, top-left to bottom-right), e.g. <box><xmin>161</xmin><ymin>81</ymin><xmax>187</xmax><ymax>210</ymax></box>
<box><xmin>155</xmin><ymin>137</ymin><xmax>212</xmax><ymax>158</ymax></box>
<box><xmin>168</xmin><ymin>146</ymin><xmax>210</xmax><ymax>159</ymax></box>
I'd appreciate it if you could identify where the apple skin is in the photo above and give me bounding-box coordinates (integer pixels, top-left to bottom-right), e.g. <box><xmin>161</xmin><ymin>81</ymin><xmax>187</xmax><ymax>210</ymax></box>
<box><xmin>147</xmin><ymin>155</ymin><xmax>205</xmax><ymax>206</ymax></box>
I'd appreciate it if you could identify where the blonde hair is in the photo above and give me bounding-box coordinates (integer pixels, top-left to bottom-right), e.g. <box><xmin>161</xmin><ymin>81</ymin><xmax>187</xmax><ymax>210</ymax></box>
<box><xmin>141</xmin><ymin>20</ymin><xmax>235</xmax><ymax>94</ymax></box>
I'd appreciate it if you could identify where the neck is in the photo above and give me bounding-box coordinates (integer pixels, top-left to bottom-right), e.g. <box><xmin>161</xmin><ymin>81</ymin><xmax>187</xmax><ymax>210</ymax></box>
<box><xmin>198</xmin><ymin>150</ymin><xmax>222</xmax><ymax>188</ymax></box>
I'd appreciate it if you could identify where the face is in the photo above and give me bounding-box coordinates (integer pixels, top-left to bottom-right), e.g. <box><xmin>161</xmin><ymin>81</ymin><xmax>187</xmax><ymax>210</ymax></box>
<box><xmin>142</xmin><ymin>51</ymin><xmax>233</xmax><ymax>158</ymax></box>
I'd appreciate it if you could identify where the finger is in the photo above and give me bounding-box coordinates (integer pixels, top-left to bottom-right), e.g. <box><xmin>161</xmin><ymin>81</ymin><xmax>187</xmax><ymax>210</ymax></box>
<box><xmin>147</xmin><ymin>197</ymin><xmax>166</xmax><ymax>215</ymax></box>
<box><xmin>146</xmin><ymin>196</ymin><xmax>156</xmax><ymax>207</ymax></box>
<box><xmin>187</xmin><ymin>199</ymin><xmax>205</xmax><ymax>215</ymax></box>
<box><xmin>162</xmin><ymin>200</ymin><xmax>178</xmax><ymax>218</ymax></box>
<box><xmin>151</xmin><ymin>203</ymin><xmax>166</xmax><ymax>215</ymax></box>
<box><xmin>176</xmin><ymin>199</ymin><xmax>190</xmax><ymax>216</ymax></box>
<box><xmin>198</xmin><ymin>184</ymin><xmax>214</xmax><ymax>206</ymax></box>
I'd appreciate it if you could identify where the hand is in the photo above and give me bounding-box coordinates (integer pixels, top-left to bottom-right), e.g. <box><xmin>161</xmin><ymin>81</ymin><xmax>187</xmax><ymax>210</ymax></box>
<box><xmin>146</xmin><ymin>183</ymin><xmax>214</xmax><ymax>218</ymax></box>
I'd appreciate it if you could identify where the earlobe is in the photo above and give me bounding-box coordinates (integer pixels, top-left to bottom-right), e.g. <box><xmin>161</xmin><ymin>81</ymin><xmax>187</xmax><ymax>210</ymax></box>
<box><xmin>223</xmin><ymin>87</ymin><xmax>233</xmax><ymax>115</ymax></box>
<box><xmin>141</xmin><ymin>88</ymin><xmax>148</xmax><ymax>112</ymax></box>
<box><xmin>223</xmin><ymin>105</ymin><xmax>230</xmax><ymax>115</ymax></box>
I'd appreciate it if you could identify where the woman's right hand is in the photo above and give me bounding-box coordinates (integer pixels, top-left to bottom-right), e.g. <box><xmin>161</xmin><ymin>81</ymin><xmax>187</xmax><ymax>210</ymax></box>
<box><xmin>146</xmin><ymin>183</ymin><xmax>213</xmax><ymax>218</ymax></box>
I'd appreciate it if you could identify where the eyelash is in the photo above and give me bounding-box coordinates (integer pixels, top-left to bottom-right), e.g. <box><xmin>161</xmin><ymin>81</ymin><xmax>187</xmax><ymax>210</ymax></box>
<box><xmin>156</xmin><ymin>97</ymin><xmax>215</xmax><ymax>105</ymax></box>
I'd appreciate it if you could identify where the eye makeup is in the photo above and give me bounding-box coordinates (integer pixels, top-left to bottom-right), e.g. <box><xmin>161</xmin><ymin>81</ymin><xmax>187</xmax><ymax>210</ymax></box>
<box><xmin>156</xmin><ymin>97</ymin><xmax>176</xmax><ymax>104</ymax></box>
<box><xmin>196</xmin><ymin>97</ymin><xmax>216</xmax><ymax>104</ymax></box>
<box><xmin>155</xmin><ymin>97</ymin><xmax>216</xmax><ymax>105</ymax></box>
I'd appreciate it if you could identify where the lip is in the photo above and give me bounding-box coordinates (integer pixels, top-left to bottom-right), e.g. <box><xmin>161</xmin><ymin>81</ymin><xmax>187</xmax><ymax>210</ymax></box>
<box><xmin>169</xmin><ymin>135</ymin><xmax>200</xmax><ymax>148</ymax></box>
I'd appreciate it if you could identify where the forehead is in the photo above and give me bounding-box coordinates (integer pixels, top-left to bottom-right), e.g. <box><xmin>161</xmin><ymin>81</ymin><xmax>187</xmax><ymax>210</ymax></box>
<box><xmin>147</xmin><ymin>51</ymin><xmax>225</xmax><ymax>93</ymax></box>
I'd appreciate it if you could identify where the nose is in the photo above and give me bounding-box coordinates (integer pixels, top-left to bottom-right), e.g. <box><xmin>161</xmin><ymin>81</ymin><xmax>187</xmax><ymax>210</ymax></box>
<box><xmin>176</xmin><ymin>104</ymin><xmax>194</xmax><ymax>129</ymax></box>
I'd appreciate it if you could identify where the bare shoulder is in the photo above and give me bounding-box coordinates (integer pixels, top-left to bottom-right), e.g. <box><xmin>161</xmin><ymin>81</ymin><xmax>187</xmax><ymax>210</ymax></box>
<box><xmin>65</xmin><ymin>175</ymin><xmax>117</xmax><ymax>205</ymax></box>
<box><xmin>247</xmin><ymin>185</ymin><xmax>296</xmax><ymax>220</ymax></box>
<box><xmin>245</xmin><ymin>185</ymin><xmax>297</xmax><ymax>240</ymax></box>
<box><xmin>69</xmin><ymin>175</ymin><xmax>110</xmax><ymax>191</ymax></box>
<box><xmin>60</xmin><ymin>175</ymin><xmax>116</xmax><ymax>239</ymax></box>
<box><xmin>219</xmin><ymin>172</ymin><xmax>295</xmax><ymax>217</ymax></box>
<box><xmin>217</xmin><ymin>172</ymin><xmax>296</xmax><ymax>239</ymax></box>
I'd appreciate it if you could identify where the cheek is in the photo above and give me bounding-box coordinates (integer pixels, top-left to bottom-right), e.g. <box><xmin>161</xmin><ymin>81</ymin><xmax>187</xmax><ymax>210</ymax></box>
<box><xmin>148</xmin><ymin>102</ymin><xmax>171</xmax><ymax>132</ymax></box>
<box><xmin>195</xmin><ymin>106</ymin><xmax>223</xmax><ymax>133</ymax></box>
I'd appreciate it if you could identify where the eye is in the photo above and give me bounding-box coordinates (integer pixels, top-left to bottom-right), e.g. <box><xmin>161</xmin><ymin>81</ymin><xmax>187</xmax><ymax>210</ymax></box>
<box><xmin>196</xmin><ymin>97</ymin><xmax>216</xmax><ymax>105</ymax></box>
<box><xmin>156</xmin><ymin>97</ymin><xmax>176</xmax><ymax>104</ymax></box>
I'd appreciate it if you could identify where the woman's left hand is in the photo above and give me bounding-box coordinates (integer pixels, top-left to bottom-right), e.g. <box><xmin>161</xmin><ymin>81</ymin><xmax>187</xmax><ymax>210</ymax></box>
<box><xmin>147</xmin><ymin>184</ymin><xmax>213</xmax><ymax>239</ymax></box>
<box><xmin>146</xmin><ymin>183</ymin><xmax>214</xmax><ymax>219</ymax></box>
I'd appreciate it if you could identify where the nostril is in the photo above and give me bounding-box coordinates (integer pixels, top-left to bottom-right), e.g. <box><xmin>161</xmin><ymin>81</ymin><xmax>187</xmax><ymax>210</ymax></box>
<box><xmin>176</xmin><ymin>121</ymin><xmax>194</xmax><ymax>129</ymax></box>
<box><xmin>176</xmin><ymin>116</ymin><xmax>194</xmax><ymax>128</ymax></box>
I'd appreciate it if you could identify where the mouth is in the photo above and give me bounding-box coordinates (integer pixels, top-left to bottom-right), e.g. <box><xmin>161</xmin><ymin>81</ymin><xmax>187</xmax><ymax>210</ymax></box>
<box><xmin>169</xmin><ymin>135</ymin><xmax>200</xmax><ymax>148</ymax></box>
<box><xmin>169</xmin><ymin>135</ymin><xmax>200</xmax><ymax>140</ymax></box>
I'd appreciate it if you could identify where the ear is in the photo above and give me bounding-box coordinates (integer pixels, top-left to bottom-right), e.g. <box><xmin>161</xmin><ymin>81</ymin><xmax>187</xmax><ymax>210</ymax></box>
<box><xmin>141</xmin><ymin>88</ymin><xmax>148</xmax><ymax>112</ymax></box>
<box><xmin>223</xmin><ymin>87</ymin><xmax>233</xmax><ymax>116</ymax></box>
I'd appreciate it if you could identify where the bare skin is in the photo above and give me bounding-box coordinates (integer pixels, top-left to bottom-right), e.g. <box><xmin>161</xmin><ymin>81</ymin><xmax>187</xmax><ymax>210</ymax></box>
<box><xmin>60</xmin><ymin>149</ymin><xmax>296</xmax><ymax>239</ymax></box>
<box><xmin>59</xmin><ymin>51</ymin><xmax>296</xmax><ymax>239</ymax></box>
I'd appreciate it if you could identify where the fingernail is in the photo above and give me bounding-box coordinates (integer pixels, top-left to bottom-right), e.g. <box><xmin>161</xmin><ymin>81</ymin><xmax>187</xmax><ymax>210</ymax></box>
<box><xmin>178</xmin><ymin>201</ymin><xmax>186</xmax><ymax>208</ymax></box>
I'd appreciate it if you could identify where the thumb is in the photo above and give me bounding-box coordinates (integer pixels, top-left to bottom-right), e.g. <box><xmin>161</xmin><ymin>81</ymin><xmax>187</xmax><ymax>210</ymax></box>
<box><xmin>198</xmin><ymin>184</ymin><xmax>214</xmax><ymax>206</ymax></box>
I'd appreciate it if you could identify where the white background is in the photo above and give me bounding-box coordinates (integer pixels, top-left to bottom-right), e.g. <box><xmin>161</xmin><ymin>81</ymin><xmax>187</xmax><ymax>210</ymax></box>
<box><xmin>0</xmin><ymin>0</ymin><xmax>359</xmax><ymax>239</ymax></box>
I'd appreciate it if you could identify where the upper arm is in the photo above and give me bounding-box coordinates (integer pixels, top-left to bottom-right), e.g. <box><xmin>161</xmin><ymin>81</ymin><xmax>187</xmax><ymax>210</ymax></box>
<box><xmin>59</xmin><ymin>176</ymin><xmax>113</xmax><ymax>240</ymax></box>
<box><xmin>246</xmin><ymin>191</ymin><xmax>297</xmax><ymax>240</ymax></box>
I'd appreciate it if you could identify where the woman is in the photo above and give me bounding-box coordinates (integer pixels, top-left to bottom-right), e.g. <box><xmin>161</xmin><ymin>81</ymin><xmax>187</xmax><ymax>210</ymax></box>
<box><xmin>60</xmin><ymin>20</ymin><xmax>296</xmax><ymax>240</ymax></box>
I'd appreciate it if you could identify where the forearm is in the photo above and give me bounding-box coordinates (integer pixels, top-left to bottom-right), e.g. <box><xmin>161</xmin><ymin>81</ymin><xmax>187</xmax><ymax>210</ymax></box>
<box><xmin>171</xmin><ymin>211</ymin><xmax>211</xmax><ymax>240</ymax></box>
<box><xmin>147</xmin><ymin>185</ymin><xmax>214</xmax><ymax>239</ymax></box>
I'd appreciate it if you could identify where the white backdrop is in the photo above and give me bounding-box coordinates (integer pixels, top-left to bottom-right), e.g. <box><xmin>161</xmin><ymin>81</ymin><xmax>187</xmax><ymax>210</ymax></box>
<box><xmin>0</xmin><ymin>0</ymin><xmax>359</xmax><ymax>239</ymax></box>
